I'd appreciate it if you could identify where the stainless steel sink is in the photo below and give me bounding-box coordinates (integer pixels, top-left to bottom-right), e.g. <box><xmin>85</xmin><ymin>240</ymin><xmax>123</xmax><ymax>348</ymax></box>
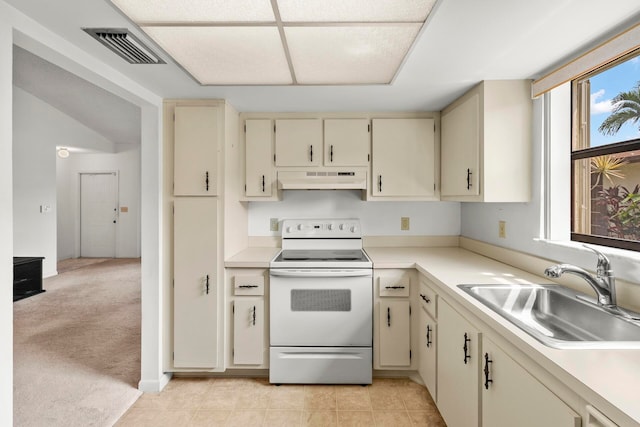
<box><xmin>458</xmin><ymin>284</ymin><xmax>640</xmax><ymax>349</ymax></box>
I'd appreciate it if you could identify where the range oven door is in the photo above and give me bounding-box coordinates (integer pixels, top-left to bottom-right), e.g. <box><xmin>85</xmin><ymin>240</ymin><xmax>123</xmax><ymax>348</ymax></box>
<box><xmin>269</xmin><ymin>269</ymin><xmax>373</xmax><ymax>347</ymax></box>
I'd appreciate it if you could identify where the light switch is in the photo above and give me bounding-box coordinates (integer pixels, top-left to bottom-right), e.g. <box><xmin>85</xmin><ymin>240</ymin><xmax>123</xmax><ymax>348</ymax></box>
<box><xmin>120</xmin><ymin>206</ymin><xmax>129</xmax><ymax>213</ymax></box>
<box><xmin>40</xmin><ymin>205</ymin><xmax>52</xmax><ymax>213</ymax></box>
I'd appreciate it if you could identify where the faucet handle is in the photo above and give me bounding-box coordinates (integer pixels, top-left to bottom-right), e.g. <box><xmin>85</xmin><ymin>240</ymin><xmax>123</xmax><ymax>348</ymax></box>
<box><xmin>582</xmin><ymin>244</ymin><xmax>611</xmax><ymax>276</ymax></box>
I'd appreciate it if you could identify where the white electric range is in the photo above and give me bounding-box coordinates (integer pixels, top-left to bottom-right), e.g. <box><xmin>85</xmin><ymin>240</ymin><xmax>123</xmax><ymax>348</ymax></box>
<box><xmin>269</xmin><ymin>218</ymin><xmax>373</xmax><ymax>384</ymax></box>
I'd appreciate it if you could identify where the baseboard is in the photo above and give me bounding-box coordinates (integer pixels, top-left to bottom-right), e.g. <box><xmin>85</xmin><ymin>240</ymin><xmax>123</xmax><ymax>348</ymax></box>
<box><xmin>138</xmin><ymin>373</ymin><xmax>172</xmax><ymax>393</ymax></box>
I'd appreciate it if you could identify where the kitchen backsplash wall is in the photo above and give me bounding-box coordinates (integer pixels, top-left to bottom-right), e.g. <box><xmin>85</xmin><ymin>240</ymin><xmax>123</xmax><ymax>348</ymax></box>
<box><xmin>248</xmin><ymin>189</ymin><xmax>461</xmax><ymax>236</ymax></box>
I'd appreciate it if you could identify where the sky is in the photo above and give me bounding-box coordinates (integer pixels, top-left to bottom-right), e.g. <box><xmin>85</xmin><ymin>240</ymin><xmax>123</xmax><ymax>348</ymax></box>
<box><xmin>589</xmin><ymin>56</ymin><xmax>640</xmax><ymax>147</ymax></box>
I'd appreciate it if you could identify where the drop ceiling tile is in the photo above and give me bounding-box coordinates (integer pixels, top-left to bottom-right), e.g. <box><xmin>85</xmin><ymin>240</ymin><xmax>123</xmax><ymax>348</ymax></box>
<box><xmin>142</xmin><ymin>27</ymin><xmax>292</xmax><ymax>85</ymax></box>
<box><xmin>285</xmin><ymin>25</ymin><xmax>421</xmax><ymax>84</ymax></box>
<box><xmin>110</xmin><ymin>0</ymin><xmax>275</xmax><ymax>23</ymax></box>
<box><xmin>277</xmin><ymin>0</ymin><xmax>436</xmax><ymax>22</ymax></box>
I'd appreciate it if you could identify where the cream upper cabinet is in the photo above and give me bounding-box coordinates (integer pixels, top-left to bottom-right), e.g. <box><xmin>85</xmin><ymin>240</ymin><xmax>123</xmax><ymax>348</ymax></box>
<box><xmin>482</xmin><ymin>337</ymin><xmax>580</xmax><ymax>427</ymax></box>
<box><xmin>440</xmin><ymin>80</ymin><xmax>532</xmax><ymax>202</ymax></box>
<box><xmin>173</xmin><ymin>198</ymin><xmax>218</xmax><ymax>369</ymax></box>
<box><xmin>174</xmin><ymin>105</ymin><xmax>219</xmax><ymax>196</ymax></box>
<box><xmin>274</xmin><ymin>119</ymin><xmax>322</xmax><ymax>166</ymax></box>
<box><xmin>371</xmin><ymin>118</ymin><xmax>436</xmax><ymax>197</ymax></box>
<box><xmin>323</xmin><ymin>119</ymin><xmax>370</xmax><ymax>166</ymax></box>
<box><xmin>245</xmin><ymin>119</ymin><xmax>273</xmax><ymax>197</ymax></box>
<box><xmin>437</xmin><ymin>299</ymin><xmax>480</xmax><ymax>427</ymax></box>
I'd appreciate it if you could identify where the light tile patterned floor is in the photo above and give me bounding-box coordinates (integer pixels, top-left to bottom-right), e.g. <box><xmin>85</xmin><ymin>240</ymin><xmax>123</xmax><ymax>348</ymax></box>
<box><xmin>116</xmin><ymin>377</ymin><xmax>446</xmax><ymax>426</ymax></box>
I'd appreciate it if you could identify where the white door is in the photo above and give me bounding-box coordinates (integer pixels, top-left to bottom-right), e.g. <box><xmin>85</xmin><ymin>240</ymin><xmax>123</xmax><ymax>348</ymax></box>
<box><xmin>80</xmin><ymin>173</ymin><xmax>117</xmax><ymax>258</ymax></box>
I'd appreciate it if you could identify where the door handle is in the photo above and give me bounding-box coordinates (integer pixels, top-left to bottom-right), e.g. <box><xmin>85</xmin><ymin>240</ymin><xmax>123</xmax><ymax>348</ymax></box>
<box><xmin>484</xmin><ymin>352</ymin><xmax>493</xmax><ymax>389</ymax></box>
<box><xmin>420</xmin><ymin>293</ymin><xmax>430</xmax><ymax>303</ymax></box>
<box><xmin>205</xmin><ymin>274</ymin><xmax>210</xmax><ymax>294</ymax></box>
<box><xmin>466</xmin><ymin>168</ymin><xmax>472</xmax><ymax>190</ymax></box>
<box><xmin>310</xmin><ymin>145</ymin><xmax>313</xmax><ymax>162</ymax></box>
<box><xmin>426</xmin><ymin>325</ymin><xmax>432</xmax><ymax>348</ymax></box>
<box><xmin>387</xmin><ymin>307</ymin><xmax>391</xmax><ymax>327</ymax></box>
<box><xmin>463</xmin><ymin>333</ymin><xmax>471</xmax><ymax>364</ymax></box>
<box><xmin>330</xmin><ymin>145</ymin><xmax>334</xmax><ymax>162</ymax></box>
<box><xmin>205</xmin><ymin>171</ymin><xmax>210</xmax><ymax>191</ymax></box>
<box><xmin>378</xmin><ymin>175</ymin><xmax>382</xmax><ymax>193</ymax></box>
<box><xmin>252</xmin><ymin>305</ymin><xmax>256</xmax><ymax>326</ymax></box>
<box><xmin>262</xmin><ymin>175</ymin><xmax>265</xmax><ymax>192</ymax></box>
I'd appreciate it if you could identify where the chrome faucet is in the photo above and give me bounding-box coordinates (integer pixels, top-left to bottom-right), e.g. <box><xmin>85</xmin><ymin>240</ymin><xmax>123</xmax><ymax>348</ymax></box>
<box><xmin>544</xmin><ymin>246</ymin><xmax>617</xmax><ymax>307</ymax></box>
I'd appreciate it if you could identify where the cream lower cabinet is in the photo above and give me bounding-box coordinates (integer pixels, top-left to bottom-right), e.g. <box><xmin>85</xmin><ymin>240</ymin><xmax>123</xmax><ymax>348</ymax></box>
<box><xmin>371</xmin><ymin>118</ymin><xmax>436</xmax><ymax>198</ymax></box>
<box><xmin>233</xmin><ymin>299</ymin><xmax>265</xmax><ymax>365</ymax></box>
<box><xmin>482</xmin><ymin>337</ymin><xmax>580</xmax><ymax>427</ymax></box>
<box><xmin>437</xmin><ymin>298</ymin><xmax>480</xmax><ymax>427</ymax></box>
<box><xmin>374</xmin><ymin>269</ymin><xmax>413</xmax><ymax>369</ymax></box>
<box><xmin>173</xmin><ymin>198</ymin><xmax>218</xmax><ymax>369</ymax></box>
<box><xmin>418</xmin><ymin>304</ymin><xmax>437</xmax><ymax>400</ymax></box>
<box><xmin>227</xmin><ymin>270</ymin><xmax>268</xmax><ymax>368</ymax></box>
<box><xmin>378</xmin><ymin>300</ymin><xmax>411</xmax><ymax>367</ymax></box>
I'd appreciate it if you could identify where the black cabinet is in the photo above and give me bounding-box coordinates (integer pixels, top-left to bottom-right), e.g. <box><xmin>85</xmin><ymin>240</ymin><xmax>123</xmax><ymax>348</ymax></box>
<box><xmin>13</xmin><ymin>257</ymin><xmax>45</xmax><ymax>301</ymax></box>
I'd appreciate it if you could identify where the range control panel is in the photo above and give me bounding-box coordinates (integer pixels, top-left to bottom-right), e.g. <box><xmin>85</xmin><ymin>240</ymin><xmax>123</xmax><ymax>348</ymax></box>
<box><xmin>281</xmin><ymin>219</ymin><xmax>361</xmax><ymax>238</ymax></box>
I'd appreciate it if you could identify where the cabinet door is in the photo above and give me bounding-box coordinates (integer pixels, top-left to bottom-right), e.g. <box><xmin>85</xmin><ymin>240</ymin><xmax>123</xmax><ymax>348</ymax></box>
<box><xmin>174</xmin><ymin>106</ymin><xmax>218</xmax><ymax>195</ymax></box>
<box><xmin>371</xmin><ymin>118</ymin><xmax>435</xmax><ymax>197</ymax></box>
<box><xmin>483</xmin><ymin>337</ymin><xmax>580</xmax><ymax>427</ymax></box>
<box><xmin>173</xmin><ymin>198</ymin><xmax>218</xmax><ymax>368</ymax></box>
<box><xmin>274</xmin><ymin>119</ymin><xmax>322</xmax><ymax>166</ymax></box>
<box><xmin>324</xmin><ymin>119</ymin><xmax>370</xmax><ymax>166</ymax></box>
<box><xmin>245</xmin><ymin>119</ymin><xmax>273</xmax><ymax>197</ymax></box>
<box><xmin>437</xmin><ymin>299</ymin><xmax>480</xmax><ymax>427</ymax></box>
<box><xmin>418</xmin><ymin>306</ymin><xmax>437</xmax><ymax>400</ymax></box>
<box><xmin>378</xmin><ymin>300</ymin><xmax>411</xmax><ymax>367</ymax></box>
<box><xmin>441</xmin><ymin>92</ymin><xmax>480</xmax><ymax>197</ymax></box>
<box><xmin>233</xmin><ymin>298</ymin><xmax>265</xmax><ymax>365</ymax></box>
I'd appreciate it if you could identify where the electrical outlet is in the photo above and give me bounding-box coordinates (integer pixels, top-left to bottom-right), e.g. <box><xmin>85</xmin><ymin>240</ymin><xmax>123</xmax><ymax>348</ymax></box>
<box><xmin>270</xmin><ymin>218</ymin><xmax>279</xmax><ymax>232</ymax></box>
<box><xmin>401</xmin><ymin>217</ymin><xmax>410</xmax><ymax>231</ymax></box>
<box><xmin>498</xmin><ymin>221</ymin><xmax>506</xmax><ymax>238</ymax></box>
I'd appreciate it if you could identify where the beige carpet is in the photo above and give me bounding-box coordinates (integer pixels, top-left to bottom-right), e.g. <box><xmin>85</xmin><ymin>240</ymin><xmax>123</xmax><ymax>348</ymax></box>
<box><xmin>13</xmin><ymin>258</ymin><xmax>142</xmax><ymax>427</ymax></box>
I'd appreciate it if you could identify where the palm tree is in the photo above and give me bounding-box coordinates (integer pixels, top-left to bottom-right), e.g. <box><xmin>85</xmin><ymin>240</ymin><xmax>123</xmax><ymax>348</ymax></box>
<box><xmin>598</xmin><ymin>81</ymin><xmax>640</xmax><ymax>136</ymax></box>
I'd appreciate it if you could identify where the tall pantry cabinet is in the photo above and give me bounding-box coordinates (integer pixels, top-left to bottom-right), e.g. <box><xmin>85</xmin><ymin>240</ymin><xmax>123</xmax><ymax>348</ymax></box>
<box><xmin>164</xmin><ymin>100</ymin><xmax>244</xmax><ymax>372</ymax></box>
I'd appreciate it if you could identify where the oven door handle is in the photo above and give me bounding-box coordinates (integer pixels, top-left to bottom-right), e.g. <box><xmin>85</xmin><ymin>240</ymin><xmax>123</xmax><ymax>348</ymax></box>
<box><xmin>270</xmin><ymin>269</ymin><xmax>372</xmax><ymax>278</ymax></box>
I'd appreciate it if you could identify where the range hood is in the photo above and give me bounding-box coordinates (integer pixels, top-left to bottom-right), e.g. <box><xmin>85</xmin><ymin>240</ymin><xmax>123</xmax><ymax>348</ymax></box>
<box><xmin>277</xmin><ymin>171</ymin><xmax>367</xmax><ymax>190</ymax></box>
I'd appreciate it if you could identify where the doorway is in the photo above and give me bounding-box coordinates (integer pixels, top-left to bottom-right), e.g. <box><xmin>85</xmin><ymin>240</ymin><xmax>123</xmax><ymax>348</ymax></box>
<box><xmin>80</xmin><ymin>172</ymin><xmax>118</xmax><ymax>258</ymax></box>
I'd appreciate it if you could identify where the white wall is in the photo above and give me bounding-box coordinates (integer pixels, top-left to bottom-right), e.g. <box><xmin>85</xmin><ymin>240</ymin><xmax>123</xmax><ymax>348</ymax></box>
<box><xmin>0</xmin><ymin>9</ymin><xmax>14</xmax><ymax>427</ymax></box>
<box><xmin>460</xmin><ymin>90</ymin><xmax>640</xmax><ymax>286</ymax></box>
<box><xmin>248</xmin><ymin>190</ymin><xmax>461</xmax><ymax>236</ymax></box>
<box><xmin>57</xmin><ymin>147</ymin><xmax>141</xmax><ymax>260</ymax></box>
<box><xmin>12</xmin><ymin>87</ymin><xmax>58</xmax><ymax>277</ymax></box>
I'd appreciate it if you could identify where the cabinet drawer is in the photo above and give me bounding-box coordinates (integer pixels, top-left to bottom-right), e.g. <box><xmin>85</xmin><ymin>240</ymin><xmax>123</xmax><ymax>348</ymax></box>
<box><xmin>378</xmin><ymin>274</ymin><xmax>410</xmax><ymax>297</ymax></box>
<box><xmin>419</xmin><ymin>278</ymin><xmax>437</xmax><ymax>318</ymax></box>
<box><xmin>233</xmin><ymin>275</ymin><xmax>265</xmax><ymax>295</ymax></box>
<box><xmin>14</xmin><ymin>262</ymin><xmax>41</xmax><ymax>281</ymax></box>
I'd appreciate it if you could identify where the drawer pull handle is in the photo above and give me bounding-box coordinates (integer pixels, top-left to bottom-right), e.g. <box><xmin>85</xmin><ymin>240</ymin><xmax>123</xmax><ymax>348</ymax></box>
<box><xmin>239</xmin><ymin>285</ymin><xmax>259</xmax><ymax>289</ymax></box>
<box><xmin>426</xmin><ymin>325</ymin><xmax>432</xmax><ymax>348</ymax></box>
<box><xmin>463</xmin><ymin>333</ymin><xmax>471</xmax><ymax>364</ymax></box>
<box><xmin>420</xmin><ymin>293</ymin><xmax>431</xmax><ymax>303</ymax></box>
<box><xmin>484</xmin><ymin>352</ymin><xmax>493</xmax><ymax>389</ymax></box>
<box><xmin>252</xmin><ymin>305</ymin><xmax>256</xmax><ymax>326</ymax></box>
<box><xmin>385</xmin><ymin>285</ymin><xmax>405</xmax><ymax>290</ymax></box>
<box><xmin>387</xmin><ymin>307</ymin><xmax>391</xmax><ymax>327</ymax></box>
<box><xmin>16</xmin><ymin>278</ymin><xmax>30</xmax><ymax>283</ymax></box>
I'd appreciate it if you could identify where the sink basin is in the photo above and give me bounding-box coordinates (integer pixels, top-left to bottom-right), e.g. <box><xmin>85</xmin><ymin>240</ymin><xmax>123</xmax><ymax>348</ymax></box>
<box><xmin>458</xmin><ymin>284</ymin><xmax>640</xmax><ymax>349</ymax></box>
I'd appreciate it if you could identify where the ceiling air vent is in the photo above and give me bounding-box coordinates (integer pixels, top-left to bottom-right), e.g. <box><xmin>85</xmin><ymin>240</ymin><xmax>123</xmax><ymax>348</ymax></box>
<box><xmin>83</xmin><ymin>28</ymin><xmax>165</xmax><ymax>64</ymax></box>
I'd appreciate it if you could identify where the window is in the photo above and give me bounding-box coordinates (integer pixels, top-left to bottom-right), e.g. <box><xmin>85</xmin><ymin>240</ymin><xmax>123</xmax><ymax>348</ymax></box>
<box><xmin>572</xmin><ymin>51</ymin><xmax>640</xmax><ymax>251</ymax></box>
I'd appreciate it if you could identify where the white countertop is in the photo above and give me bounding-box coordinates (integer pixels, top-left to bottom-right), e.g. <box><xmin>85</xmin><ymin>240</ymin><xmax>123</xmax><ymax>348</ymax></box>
<box><xmin>365</xmin><ymin>246</ymin><xmax>640</xmax><ymax>426</ymax></box>
<box><xmin>225</xmin><ymin>247</ymin><xmax>280</xmax><ymax>268</ymax></box>
<box><xmin>225</xmin><ymin>245</ymin><xmax>640</xmax><ymax>425</ymax></box>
